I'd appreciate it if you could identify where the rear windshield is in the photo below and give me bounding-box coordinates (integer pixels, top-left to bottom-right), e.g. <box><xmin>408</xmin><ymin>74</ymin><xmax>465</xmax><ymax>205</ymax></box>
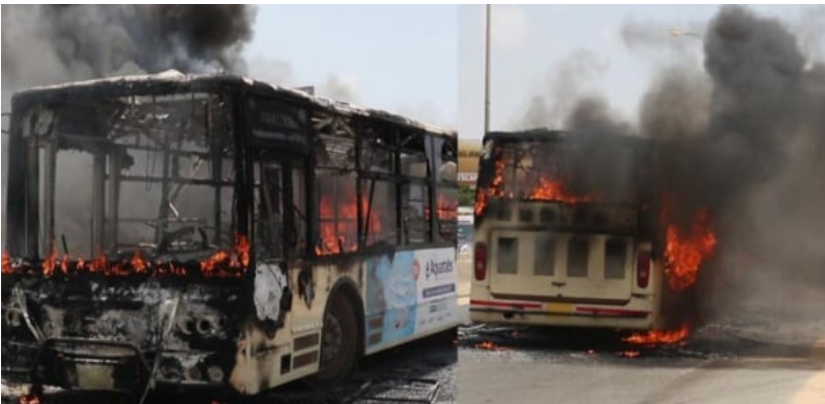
<box><xmin>479</xmin><ymin>138</ymin><xmax>640</xmax><ymax>205</ymax></box>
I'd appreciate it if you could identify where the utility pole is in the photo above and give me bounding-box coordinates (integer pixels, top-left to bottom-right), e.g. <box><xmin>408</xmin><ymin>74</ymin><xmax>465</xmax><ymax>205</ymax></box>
<box><xmin>484</xmin><ymin>4</ymin><xmax>491</xmax><ymax>136</ymax></box>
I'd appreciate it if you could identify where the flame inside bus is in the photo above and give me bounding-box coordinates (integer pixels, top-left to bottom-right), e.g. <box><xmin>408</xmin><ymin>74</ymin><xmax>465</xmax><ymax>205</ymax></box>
<box><xmin>316</xmin><ymin>194</ymin><xmax>382</xmax><ymax>255</ymax></box>
<box><xmin>526</xmin><ymin>176</ymin><xmax>598</xmax><ymax>205</ymax></box>
<box><xmin>2</xmin><ymin>235</ymin><xmax>251</xmax><ymax>278</ymax></box>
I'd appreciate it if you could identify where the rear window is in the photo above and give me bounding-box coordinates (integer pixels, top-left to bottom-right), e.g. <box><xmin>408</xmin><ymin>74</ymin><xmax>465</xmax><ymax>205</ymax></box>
<box><xmin>478</xmin><ymin>138</ymin><xmax>639</xmax><ymax>205</ymax></box>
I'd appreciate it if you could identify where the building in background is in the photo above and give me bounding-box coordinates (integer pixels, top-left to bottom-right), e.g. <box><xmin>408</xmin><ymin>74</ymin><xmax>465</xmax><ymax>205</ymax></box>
<box><xmin>457</xmin><ymin>139</ymin><xmax>481</xmax><ymax>207</ymax></box>
<box><xmin>458</xmin><ymin>139</ymin><xmax>481</xmax><ymax>189</ymax></box>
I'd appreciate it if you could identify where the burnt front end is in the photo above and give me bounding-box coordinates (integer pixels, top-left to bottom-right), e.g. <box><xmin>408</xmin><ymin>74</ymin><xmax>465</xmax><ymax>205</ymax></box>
<box><xmin>2</xmin><ymin>267</ymin><xmax>246</xmax><ymax>394</ymax></box>
<box><xmin>2</xmin><ymin>74</ymin><xmax>256</xmax><ymax>396</ymax></box>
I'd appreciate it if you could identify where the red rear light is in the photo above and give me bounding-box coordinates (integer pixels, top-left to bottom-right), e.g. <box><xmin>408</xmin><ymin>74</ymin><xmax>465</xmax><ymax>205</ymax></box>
<box><xmin>637</xmin><ymin>252</ymin><xmax>650</xmax><ymax>288</ymax></box>
<box><xmin>474</xmin><ymin>243</ymin><xmax>487</xmax><ymax>281</ymax></box>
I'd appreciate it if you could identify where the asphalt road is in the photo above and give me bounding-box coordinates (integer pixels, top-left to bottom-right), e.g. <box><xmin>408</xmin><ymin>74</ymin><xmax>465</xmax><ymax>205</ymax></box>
<box><xmin>454</xmin><ymin>261</ymin><xmax>825</xmax><ymax>404</ymax></box>
<box><xmin>253</xmin><ymin>328</ymin><xmax>458</xmax><ymax>404</ymax></box>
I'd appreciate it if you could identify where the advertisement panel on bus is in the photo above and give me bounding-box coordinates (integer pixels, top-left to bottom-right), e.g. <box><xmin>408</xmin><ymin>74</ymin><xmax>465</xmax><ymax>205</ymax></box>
<box><xmin>364</xmin><ymin>247</ymin><xmax>457</xmax><ymax>351</ymax></box>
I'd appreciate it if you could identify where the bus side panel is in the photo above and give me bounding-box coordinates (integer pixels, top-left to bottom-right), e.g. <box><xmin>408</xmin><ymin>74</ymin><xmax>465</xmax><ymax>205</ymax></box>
<box><xmin>364</xmin><ymin>247</ymin><xmax>458</xmax><ymax>355</ymax></box>
<box><xmin>233</xmin><ymin>264</ymin><xmax>351</xmax><ymax>394</ymax></box>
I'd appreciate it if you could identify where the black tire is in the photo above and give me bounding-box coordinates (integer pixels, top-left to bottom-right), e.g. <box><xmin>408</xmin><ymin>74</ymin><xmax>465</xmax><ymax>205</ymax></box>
<box><xmin>311</xmin><ymin>292</ymin><xmax>358</xmax><ymax>385</ymax></box>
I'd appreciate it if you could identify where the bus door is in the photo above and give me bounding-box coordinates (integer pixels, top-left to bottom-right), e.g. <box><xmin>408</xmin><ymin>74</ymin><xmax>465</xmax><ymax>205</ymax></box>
<box><xmin>253</xmin><ymin>156</ymin><xmax>309</xmax><ymax>328</ymax></box>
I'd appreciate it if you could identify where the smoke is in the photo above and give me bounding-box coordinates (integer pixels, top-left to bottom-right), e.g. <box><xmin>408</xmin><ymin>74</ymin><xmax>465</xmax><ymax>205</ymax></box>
<box><xmin>564</xmin><ymin>97</ymin><xmax>632</xmax><ymax>137</ymax></box>
<box><xmin>1</xmin><ymin>4</ymin><xmax>257</xmax><ymax>251</ymax></box>
<box><xmin>1</xmin><ymin>5</ymin><xmax>256</xmax><ymax>94</ymax></box>
<box><xmin>620</xmin><ymin>19</ymin><xmax>706</xmax><ymax>63</ymax></box>
<box><xmin>319</xmin><ymin>75</ymin><xmax>359</xmax><ymax>103</ymax></box>
<box><xmin>636</xmin><ymin>6</ymin><xmax>825</xmax><ymax>318</ymax></box>
<box><xmin>639</xmin><ymin>67</ymin><xmax>711</xmax><ymax>141</ymax></box>
<box><xmin>513</xmin><ymin>6</ymin><xmax>823</xmax><ymax>320</ymax></box>
<box><xmin>517</xmin><ymin>49</ymin><xmax>608</xmax><ymax>129</ymax></box>
<box><xmin>245</xmin><ymin>54</ymin><xmax>295</xmax><ymax>86</ymax></box>
<box><xmin>395</xmin><ymin>101</ymin><xmax>450</xmax><ymax>128</ymax></box>
<box><xmin>794</xmin><ymin>6</ymin><xmax>825</xmax><ymax>62</ymax></box>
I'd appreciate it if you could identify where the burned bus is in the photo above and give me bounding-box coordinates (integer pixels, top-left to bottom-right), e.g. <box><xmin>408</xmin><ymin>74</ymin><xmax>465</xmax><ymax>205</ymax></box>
<box><xmin>1</xmin><ymin>71</ymin><xmax>459</xmax><ymax>398</ymax></box>
<box><xmin>468</xmin><ymin>129</ymin><xmax>695</xmax><ymax>331</ymax></box>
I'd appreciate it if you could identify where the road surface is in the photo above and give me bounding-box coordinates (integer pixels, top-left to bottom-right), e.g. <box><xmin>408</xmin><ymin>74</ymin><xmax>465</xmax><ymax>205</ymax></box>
<box><xmin>455</xmin><ymin>260</ymin><xmax>825</xmax><ymax>404</ymax></box>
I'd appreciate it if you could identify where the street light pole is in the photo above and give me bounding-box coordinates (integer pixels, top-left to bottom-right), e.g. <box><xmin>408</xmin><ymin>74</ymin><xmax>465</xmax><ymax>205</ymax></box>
<box><xmin>669</xmin><ymin>29</ymin><xmax>701</xmax><ymax>39</ymax></box>
<box><xmin>484</xmin><ymin>4</ymin><xmax>491</xmax><ymax>136</ymax></box>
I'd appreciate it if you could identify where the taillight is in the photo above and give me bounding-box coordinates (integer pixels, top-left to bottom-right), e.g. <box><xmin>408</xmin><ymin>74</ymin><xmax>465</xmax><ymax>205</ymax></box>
<box><xmin>636</xmin><ymin>252</ymin><xmax>650</xmax><ymax>288</ymax></box>
<box><xmin>474</xmin><ymin>243</ymin><xmax>487</xmax><ymax>281</ymax></box>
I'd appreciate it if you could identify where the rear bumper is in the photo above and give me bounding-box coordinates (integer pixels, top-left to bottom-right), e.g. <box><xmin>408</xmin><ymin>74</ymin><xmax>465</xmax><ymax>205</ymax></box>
<box><xmin>468</xmin><ymin>297</ymin><xmax>657</xmax><ymax>330</ymax></box>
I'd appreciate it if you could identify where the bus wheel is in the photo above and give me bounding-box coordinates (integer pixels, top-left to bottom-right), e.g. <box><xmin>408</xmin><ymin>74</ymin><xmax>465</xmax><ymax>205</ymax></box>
<box><xmin>312</xmin><ymin>292</ymin><xmax>358</xmax><ymax>385</ymax></box>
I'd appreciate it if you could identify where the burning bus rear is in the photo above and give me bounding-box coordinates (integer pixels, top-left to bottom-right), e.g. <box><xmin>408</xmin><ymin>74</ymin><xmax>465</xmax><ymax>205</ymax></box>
<box><xmin>469</xmin><ymin>129</ymin><xmax>685</xmax><ymax>330</ymax></box>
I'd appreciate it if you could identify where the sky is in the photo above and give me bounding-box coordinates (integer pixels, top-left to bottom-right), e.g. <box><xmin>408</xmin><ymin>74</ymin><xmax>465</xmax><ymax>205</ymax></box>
<box><xmin>458</xmin><ymin>5</ymin><xmax>825</xmax><ymax>139</ymax></box>
<box><xmin>245</xmin><ymin>5</ymin><xmax>457</xmax><ymax>128</ymax></box>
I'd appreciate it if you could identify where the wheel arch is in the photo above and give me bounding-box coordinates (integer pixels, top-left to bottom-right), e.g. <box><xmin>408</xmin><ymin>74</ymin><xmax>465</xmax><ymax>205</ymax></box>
<box><xmin>328</xmin><ymin>276</ymin><xmax>366</xmax><ymax>357</ymax></box>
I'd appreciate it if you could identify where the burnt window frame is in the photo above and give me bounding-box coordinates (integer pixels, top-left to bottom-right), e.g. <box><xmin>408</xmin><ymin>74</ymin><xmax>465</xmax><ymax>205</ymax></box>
<box><xmin>432</xmin><ymin>135</ymin><xmax>458</xmax><ymax>245</ymax></box>
<box><xmin>6</xmin><ymin>87</ymin><xmax>244</xmax><ymax>259</ymax></box>
<box><xmin>355</xmin><ymin>120</ymin><xmax>399</xmax><ymax>248</ymax></box>
<box><xmin>399</xmin><ymin>129</ymin><xmax>434</xmax><ymax>247</ymax></box>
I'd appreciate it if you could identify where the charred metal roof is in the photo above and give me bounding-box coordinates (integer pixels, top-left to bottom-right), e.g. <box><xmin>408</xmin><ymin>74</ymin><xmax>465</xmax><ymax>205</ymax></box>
<box><xmin>11</xmin><ymin>70</ymin><xmax>455</xmax><ymax>138</ymax></box>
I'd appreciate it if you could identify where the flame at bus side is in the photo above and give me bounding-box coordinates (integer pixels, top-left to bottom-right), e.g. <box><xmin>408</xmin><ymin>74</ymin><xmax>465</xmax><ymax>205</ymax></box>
<box><xmin>664</xmin><ymin>210</ymin><xmax>717</xmax><ymax>292</ymax></box>
<box><xmin>475</xmin><ymin>155</ymin><xmax>507</xmax><ymax>216</ymax></box>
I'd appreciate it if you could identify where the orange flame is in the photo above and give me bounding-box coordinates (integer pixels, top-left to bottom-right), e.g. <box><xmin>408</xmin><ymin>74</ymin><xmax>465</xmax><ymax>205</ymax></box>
<box><xmin>2</xmin><ymin>234</ymin><xmax>249</xmax><ymax>277</ymax></box>
<box><xmin>200</xmin><ymin>235</ymin><xmax>249</xmax><ymax>277</ymax></box>
<box><xmin>474</xmin><ymin>341</ymin><xmax>505</xmax><ymax>351</ymax></box>
<box><xmin>475</xmin><ymin>155</ymin><xmax>507</xmax><ymax>216</ymax></box>
<box><xmin>2</xmin><ymin>251</ymin><xmax>13</xmax><ymax>274</ymax></box>
<box><xmin>316</xmin><ymin>194</ymin><xmax>382</xmax><ymax>255</ymax></box>
<box><xmin>427</xmin><ymin>195</ymin><xmax>458</xmax><ymax>221</ymax></box>
<box><xmin>620</xmin><ymin>350</ymin><xmax>641</xmax><ymax>358</ymax></box>
<box><xmin>89</xmin><ymin>250</ymin><xmax>109</xmax><ymax>274</ymax></box>
<box><xmin>131</xmin><ymin>250</ymin><xmax>147</xmax><ymax>274</ymax></box>
<box><xmin>235</xmin><ymin>234</ymin><xmax>250</xmax><ymax>268</ymax></box>
<box><xmin>201</xmin><ymin>250</ymin><xmax>230</xmax><ymax>273</ymax></box>
<box><xmin>61</xmin><ymin>253</ymin><xmax>71</xmax><ymax>274</ymax></box>
<box><xmin>18</xmin><ymin>394</ymin><xmax>41</xmax><ymax>404</ymax></box>
<box><xmin>437</xmin><ymin>195</ymin><xmax>458</xmax><ymax>221</ymax></box>
<box><xmin>665</xmin><ymin>210</ymin><xmax>717</xmax><ymax>292</ymax></box>
<box><xmin>526</xmin><ymin>177</ymin><xmax>597</xmax><ymax>204</ymax></box>
<box><xmin>42</xmin><ymin>247</ymin><xmax>58</xmax><ymax>277</ymax></box>
<box><xmin>623</xmin><ymin>323</ymin><xmax>690</xmax><ymax>345</ymax></box>
<box><xmin>474</xmin><ymin>153</ymin><xmax>595</xmax><ymax>216</ymax></box>
<box><xmin>317</xmin><ymin>195</ymin><xmax>355</xmax><ymax>255</ymax></box>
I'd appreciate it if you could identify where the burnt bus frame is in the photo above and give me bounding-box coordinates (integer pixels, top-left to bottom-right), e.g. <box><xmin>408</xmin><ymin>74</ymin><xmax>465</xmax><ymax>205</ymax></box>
<box><xmin>6</xmin><ymin>75</ymin><xmax>458</xmax><ymax>261</ymax></box>
<box><xmin>3</xmin><ymin>74</ymin><xmax>458</xmax><ymax>393</ymax></box>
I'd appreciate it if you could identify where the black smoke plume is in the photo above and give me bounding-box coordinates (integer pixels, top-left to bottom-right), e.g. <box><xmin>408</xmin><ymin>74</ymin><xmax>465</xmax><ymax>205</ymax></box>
<box><xmin>640</xmin><ymin>6</ymin><xmax>825</xmax><ymax>315</ymax></box>
<box><xmin>1</xmin><ymin>4</ymin><xmax>256</xmax><ymax>93</ymax></box>
<box><xmin>516</xmin><ymin>6</ymin><xmax>824</xmax><ymax>317</ymax></box>
<box><xmin>1</xmin><ymin>4</ymin><xmax>257</xmax><ymax>247</ymax></box>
